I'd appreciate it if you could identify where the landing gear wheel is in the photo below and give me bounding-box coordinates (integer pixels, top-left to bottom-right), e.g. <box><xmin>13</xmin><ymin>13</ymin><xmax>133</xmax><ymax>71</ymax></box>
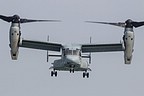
<box><xmin>51</xmin><ymin>71</ymin><xmax>57</xmax><ymax>77</ymax></box>
<box><xmin>72</xmin><ymin>69</ymin><xmax>74</xmax><ymax>73</ymax></box>
<box><xmin>86</xmin><ymin>72</ymin><xmax>89</xmax><ymax>78</ymax></box>
<box><xmin>83</xmin><ymin>72</ymin><xmax>86</xmax><ymax>78</ymax></box>
<box><xmin>51</xmin><ymin>71</ymin><xmax>54</xmax><ymax>77</ymax></box>
<box><xmin>70</xmin><ymin>69</ymin><xmax>74</xmax><ymax>73</ymax></box>
<box><xmin>83</xmin><ymin>72</ymin><xmax>89</xmax><ymax>78</ymax></box>
<box><xmin>55</xmin><ymin>71</ymin><xmax>57</xmax><ymax>77</ymax></box>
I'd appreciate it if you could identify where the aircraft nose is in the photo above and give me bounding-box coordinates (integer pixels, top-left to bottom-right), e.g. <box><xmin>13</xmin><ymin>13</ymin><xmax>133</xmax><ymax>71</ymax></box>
<box><xmin>66</xmin><ymin>55</ymin><xmax>79</xmax><ymax>64</ymax></box>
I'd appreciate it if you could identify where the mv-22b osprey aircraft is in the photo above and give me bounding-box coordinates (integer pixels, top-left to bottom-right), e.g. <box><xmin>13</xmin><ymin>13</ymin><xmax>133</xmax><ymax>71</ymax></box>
<box><xmin>0</xmin><ymin>15</ymin><xmax>124</xmax><ymax>78</ymax></box>
<box><xmin>1</xmin><ymin>14</ymin><xmax>144</xmax><ymax>78</ymax></box>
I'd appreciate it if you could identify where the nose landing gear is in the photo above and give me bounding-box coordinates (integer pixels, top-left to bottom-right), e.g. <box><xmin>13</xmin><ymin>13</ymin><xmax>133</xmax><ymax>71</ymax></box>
<box><xmin>69</xmin><ymin>65</ymin><xmax>75</xmax><ymax>73</ymax></box>
<box><xmin>70</xmin><ymin>68</ymin><xmax>74</xmax><ymax>73</ymax></box>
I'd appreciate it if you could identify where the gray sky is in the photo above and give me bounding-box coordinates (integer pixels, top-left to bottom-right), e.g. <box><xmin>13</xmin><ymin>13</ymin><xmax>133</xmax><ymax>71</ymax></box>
<box><xmin>0</xmin><ymin>0</ymin><xmax>144</xmax><ymax>96</ymax></box>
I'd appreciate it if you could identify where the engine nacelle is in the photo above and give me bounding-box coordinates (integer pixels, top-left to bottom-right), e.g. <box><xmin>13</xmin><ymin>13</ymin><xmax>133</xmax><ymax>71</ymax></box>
<box><xmin>123</xmin><ymin>30</ymin><xmax>134</xmax><ymax>64</ymax></box>
<box><xmin>9</xmin><ymin>23</ymin><xmax>21</xmax><ymax>60</ymax></box>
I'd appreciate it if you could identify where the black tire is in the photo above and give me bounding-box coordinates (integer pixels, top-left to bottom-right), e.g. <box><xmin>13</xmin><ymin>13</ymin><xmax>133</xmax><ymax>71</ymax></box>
<box><xmin>83</xmin><ymin>73</ymin><xmax>85</xmax><ymax>78</ymax></box>
<box><xmin>72</xmin><ymin>69</ymin><xmax>74</xmax><ymax>73</ymax></box>
<box><xmin>51</xmin><ymin>71</ymin><xmax>53</xmax><ymax>77</ymax></box>
<box><xmin>86</xmin><ymin>73</ymin><xmax>89</xmax><ymax>78</ymax></box>
<box><xmin>55</xmin><ymin>71</ymin><xmax>58</xmax><ymax>77</ymax></box>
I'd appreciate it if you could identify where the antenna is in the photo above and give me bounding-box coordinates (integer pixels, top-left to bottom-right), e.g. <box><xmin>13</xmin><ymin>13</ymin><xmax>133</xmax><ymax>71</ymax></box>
<box><xmin>47</xmin><ymin>35</ymin><xmax>49</xmax><ymax>62</ymax></box>
<box><xmin>90</xmin><ymin>36</ymin><xmax>92</xmax><ymax>43</ymax></box>
<box><xmin>89</xmin><ymin>36</ymin><xmax>92</xmax><ymax>64</ymax></box>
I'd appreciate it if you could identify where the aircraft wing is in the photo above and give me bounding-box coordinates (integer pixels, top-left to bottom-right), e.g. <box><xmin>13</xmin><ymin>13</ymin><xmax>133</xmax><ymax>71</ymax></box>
<box><xmin>19</xmin><ymin>39</ymin><xmax>62</xmax><ymax>52</ymax></box>
<box><xmin>81</xmin><ymin>43</ymin><xmax>124</xmax><ymax>53</ymax></box>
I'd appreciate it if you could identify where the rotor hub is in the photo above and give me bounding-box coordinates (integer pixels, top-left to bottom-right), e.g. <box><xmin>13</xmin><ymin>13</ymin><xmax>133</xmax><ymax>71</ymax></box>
<box><xmin>125</xmin><ymin>19</ymin><xmax>133</xmax><ymax>28</ymax></box>
<box><xmin>12</xmin><ymin>15</ymin><xmax>20</xmax><ymax>23</ymax></box>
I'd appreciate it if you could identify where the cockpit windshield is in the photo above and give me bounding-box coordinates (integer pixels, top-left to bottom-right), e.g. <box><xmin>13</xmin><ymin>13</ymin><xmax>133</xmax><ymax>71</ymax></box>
<box><xmin>73</xmin><ymin>50</ymin><xmax>79</xmax><ymax>55</ymax></box>
<box><xmin>64</xmin><ymin>48</ymin><xmax>80</xmax><ymax>56</ymax></box>
<box><xmin>65</xmin><ymin>49</ymin><xmax>73</xmax><ymax>55</ymax></box>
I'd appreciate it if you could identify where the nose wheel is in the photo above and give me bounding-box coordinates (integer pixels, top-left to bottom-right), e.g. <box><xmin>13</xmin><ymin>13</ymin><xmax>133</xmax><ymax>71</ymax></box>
<box><xmin>69</xmin><ymin>65</ymin><xmax>75</xmax><ymax>73</ymax></box>
<box><xmin>83</xmin><ymin>72</ymin><xmax>89</xmax><ymax>78</ymax></box>
<box><xmin>70</xmin><ymin>68</ymin><xmax>74</xmax><ymax>73</ymax></box>
<box><xmin>51</xmin><ymin>71</ymin><xmax>57</xmax><ymax>77</ymax></box>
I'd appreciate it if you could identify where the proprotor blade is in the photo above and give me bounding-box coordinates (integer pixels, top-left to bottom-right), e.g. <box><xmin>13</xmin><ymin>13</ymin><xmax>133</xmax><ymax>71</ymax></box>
<box><xmin>0</xmin><ymin>15</ymin><xmax>13</xmax><ymax>22</ymax></box>
<box><xmin>86</xmin><ymin>21</ymin><xmax>126</xmax><ymax>28</ymax></box>
<box><xmin>0</xmin><ymin>14</ymin><xmax>61</xmax><ymax>23</ymax></box>
<box><xmin>20</xmin><ymin>19</ymin><xmax>61</xmax><ymax>23</ymax></box>
<box><xmin>132</xmin><ymin>21</ymin><xmax>144</xmax><ymax>28</ymax></box>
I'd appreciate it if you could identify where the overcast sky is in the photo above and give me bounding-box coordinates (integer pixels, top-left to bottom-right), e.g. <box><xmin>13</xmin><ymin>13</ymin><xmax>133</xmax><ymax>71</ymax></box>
<box><xmin>0</xmin><ymin>0</ymin><xmax>144</xmax><ymax>96</ymax></box>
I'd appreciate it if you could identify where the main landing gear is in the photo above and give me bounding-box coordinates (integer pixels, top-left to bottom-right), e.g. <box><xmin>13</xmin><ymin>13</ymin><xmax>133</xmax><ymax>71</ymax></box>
<box><xmin>83</xmin><ymin>72</ymin><xmax>89</xmax><ymax>78</ymax></box>
<box><xmin>51</xmin><ymin>71</ymin><xmax>57</xmax><ymax>77</ymax></box>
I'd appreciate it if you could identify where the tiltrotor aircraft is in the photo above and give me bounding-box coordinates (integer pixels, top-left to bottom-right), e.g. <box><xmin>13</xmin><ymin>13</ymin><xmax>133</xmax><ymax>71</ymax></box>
<box><xmin>2</xmin><ymin>15</ymin><xmax>142</xmax><ymax>78</ymax></box>
<box><xmin>0</xmin><ymin>15</ymin><xmax>124</xmax><ymax>78</ymax></box>
<box><xmin>86</xmin><ymin>19</ymin><xmax>144</xmax><ymax>64</ymax></box>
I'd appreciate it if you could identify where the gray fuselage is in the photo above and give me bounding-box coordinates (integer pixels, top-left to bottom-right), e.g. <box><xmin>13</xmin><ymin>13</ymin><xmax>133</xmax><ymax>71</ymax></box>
<box><xmin>51</xmin><ymin>46</ymin><xmax>90</xmax><ymax>72</ymax></box>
